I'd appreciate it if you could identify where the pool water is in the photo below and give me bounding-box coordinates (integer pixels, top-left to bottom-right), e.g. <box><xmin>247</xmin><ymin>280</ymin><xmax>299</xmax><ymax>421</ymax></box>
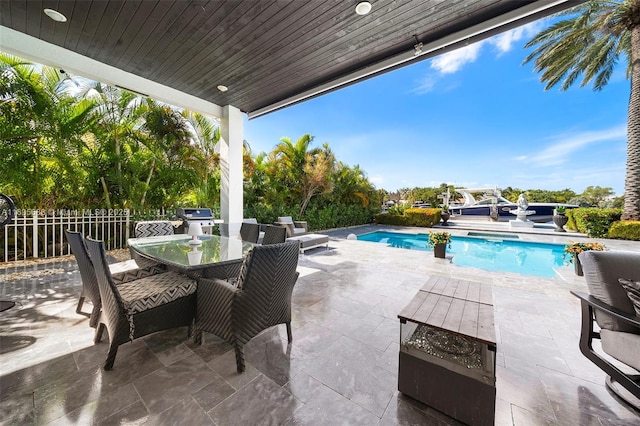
<box><xmin>357</xmin><ymin>231</ymin><xmax>565</xmax><ymax>278</ymax></box>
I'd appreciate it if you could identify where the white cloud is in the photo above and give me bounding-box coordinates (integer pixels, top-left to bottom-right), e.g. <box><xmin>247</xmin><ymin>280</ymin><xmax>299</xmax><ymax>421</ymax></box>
<box><xmin>412</xmin><ymin>75</ymin><xmax>438</xmax><ymax>94</ymax></box>
<box><xmin>526</xmin><ymin>125</ymin><xmax>627</xmax><ymax>167</ymax></box>
<box><xmin>369</xmin><ymin>175</ymin><xmax>384</xmax><ymax>186</ymax></box>
<box><xmin>430</xmin><ymin>43</ymin><xmax>483</xmax><ymax>74</ymax></box>
<box><xmin>488</xmin><ymin>22</ymin><xmax>543</xmax><ymax>55</ymax></box>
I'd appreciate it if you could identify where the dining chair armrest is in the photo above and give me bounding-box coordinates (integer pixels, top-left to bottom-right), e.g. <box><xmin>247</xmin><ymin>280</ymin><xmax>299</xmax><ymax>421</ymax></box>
<box><xmin>571</xmin><ymin>291</ymin><xmax>640</xmax><ymax>328</ymax></box>
<box><xmin>196</xmin><ymin>277</ymin><xmax>239</xmax><ymax>343</ymax></box>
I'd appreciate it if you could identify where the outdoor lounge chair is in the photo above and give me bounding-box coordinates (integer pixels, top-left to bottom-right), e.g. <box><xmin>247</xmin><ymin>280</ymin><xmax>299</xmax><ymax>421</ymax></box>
<box><xmin>262</xmin><ymin>225</ymin><xmax>287</xmax><ymax>245</ymax></box>
<box><xmin>85</xmin><ymin>237</ymin><xmax>197</xmax><ymax>370</ymax></box>
<box><xmin>65</xmin><ymin>229</ymin><xmax>165</xmax><ymax>328</ymax></box>
<box><xmin>195</xmin><ymin>241</ymin><xmax>300</xmax><ymax>372</ymax></box>
<box><xmin>275</xmin><ymin>216</ymin><xmax>307</xmax><ymax>237</ymax></box>
<box><xmin>571</xmin><ymin>250</ymin><xmax>640</xmax><ymax>409</ymax></box>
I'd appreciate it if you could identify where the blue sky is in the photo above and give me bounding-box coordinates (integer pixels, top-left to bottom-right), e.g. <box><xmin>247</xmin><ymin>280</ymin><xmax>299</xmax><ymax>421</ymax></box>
<box><xmin>244</xmin><ymin>20</ymin><xmax>629</xmax><ymax>196</ymax></box>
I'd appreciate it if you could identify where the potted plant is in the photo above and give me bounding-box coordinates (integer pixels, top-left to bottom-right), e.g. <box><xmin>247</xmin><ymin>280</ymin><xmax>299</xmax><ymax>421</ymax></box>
<box><xmin>440</xmin><ymin>205</ymin><xmax>450</xmax><ymax>225</ymax></box>
<box><xmin>427</xmin><ymin>231</ymin><xmax>451</xmax><ymax>258</ymax></box>
<box><xmin>563</xmin><ymin>241</ymin><xmax>605</xmax><ymax>276</ymax></box>
<box><xmin>553</xmin><ymin>205</ymin><xmax>568</xmax><ymax>232</ymax></box>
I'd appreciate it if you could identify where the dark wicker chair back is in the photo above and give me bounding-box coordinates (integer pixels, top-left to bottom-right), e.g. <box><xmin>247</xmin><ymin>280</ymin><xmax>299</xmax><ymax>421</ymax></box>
<box><xmin>262</xmin><ymin>225</ymin><xmax>287</xmax><ymax>245</ymax></box>
<box><xmin>196</xmin><ymin>240</ymin><xmax>300</xmax><ymax>372</ymax></box>
<box><xmin>65</xmin><ymin>229</ymin><xmax>101</xmax><ymax>327</ymax></box>
<box><xmin>85</xmin><ymin>237</ymin><xmax>197</xmax><ymax>370</ymax></box>
<box><xmin>239</xmin><ymin>222</ymin><xmax>260</xmax><ymax>244</ymax></box>
<box><xmin>134</xmin><ymin>220</ymin><xmax>174</xmax><ymax>237</ymax></box>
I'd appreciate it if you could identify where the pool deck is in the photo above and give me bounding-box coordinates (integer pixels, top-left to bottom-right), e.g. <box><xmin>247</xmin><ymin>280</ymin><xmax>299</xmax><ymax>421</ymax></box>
<box><xmin>1</xmin><ymin>223</ymin><xmax>640</xmax><ymax>425</ymax></box>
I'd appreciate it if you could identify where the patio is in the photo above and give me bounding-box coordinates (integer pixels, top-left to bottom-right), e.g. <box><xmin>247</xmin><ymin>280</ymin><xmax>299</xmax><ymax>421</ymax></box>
<box><xmin>1</xmin><ymin>225</ymin><xmax>639</xmax><ymax>425</ymax></box>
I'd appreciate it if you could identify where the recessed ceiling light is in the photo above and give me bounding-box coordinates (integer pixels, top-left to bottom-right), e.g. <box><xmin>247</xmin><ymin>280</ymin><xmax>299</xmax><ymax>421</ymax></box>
<box><xmin>44</xmin><ymin>8</ymin><xmax>67</xmax><ymax>22</ymax></box>
<box><xmin>217</xmin><ymin>85</ymin><xmax>228</xmax><ymax>92</ymax></box>
<box><xmin>355</xmin><ymin>2</ymin><xmax>372</xmax><ymax>16</ymax></box>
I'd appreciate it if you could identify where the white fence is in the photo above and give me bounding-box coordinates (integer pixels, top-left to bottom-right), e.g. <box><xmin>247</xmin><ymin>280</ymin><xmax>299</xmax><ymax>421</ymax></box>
<box><xmin>1</xmin><ymin>208</ymin><xmax>167</xmax><ymax>263</ymax></box>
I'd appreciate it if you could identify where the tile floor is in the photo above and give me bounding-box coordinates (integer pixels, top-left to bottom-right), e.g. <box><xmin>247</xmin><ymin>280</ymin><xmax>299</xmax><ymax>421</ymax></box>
<box><xmin>1</xmin><ymin>224</ymin><xmax>639</xmax><ymax>425</ymax></box>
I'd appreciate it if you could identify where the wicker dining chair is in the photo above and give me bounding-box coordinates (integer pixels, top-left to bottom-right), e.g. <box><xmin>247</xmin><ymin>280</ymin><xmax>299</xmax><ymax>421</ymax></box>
<box><xmin>239</xmin><ymin>222</ymin><xmax>261</xmax><ymax>244</ymax></box>
<box><xmin>65</xmin><ymin>229</ymin><xmax>165</xmax><ymax>328</ymax></box>
<box><xmin>261</xmin><ymin>225</ymin><xmax>287</xmax><ymax>245</ymax></box>
<box><xmin>196</xmin><ymin>241</ymin><xmax>300</xmax><ymax>372</ymax></box>
<box><xmin>133</xmin><ymin>220</ymin><xmax>175</xmax><ymax>237</ymax></box>
<box><xmin>85</xmin><ymin>237</ymin><xmax>197</xmax><ymax>370</ymax></box>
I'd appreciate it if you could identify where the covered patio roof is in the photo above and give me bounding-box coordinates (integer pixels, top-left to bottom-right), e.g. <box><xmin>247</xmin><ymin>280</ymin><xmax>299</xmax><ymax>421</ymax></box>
<box><xmin>0</xmin><ymin>0</ymin><xmax>586</xmax><ymax>235</ymax></box>
<box><xmin>1</xmin><ymin>0</ymin><xmax>583</xmax><ymax>119</ymax></box>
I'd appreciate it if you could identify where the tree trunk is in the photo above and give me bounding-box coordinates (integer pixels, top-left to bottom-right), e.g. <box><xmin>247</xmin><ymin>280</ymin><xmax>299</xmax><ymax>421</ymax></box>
<box><xmin>621</xmin><ymin>25</ymin><xmax>640</xmax><ymax>221</ymax></box>
<box><xmin>100</xmin><ymin>176</ymin><xmax>111</xmax><ymax>208</ymax></box>
<box><xmin>140</xmin><ymin>158</ymin><xmax>155</xmax><ymax>207</ymax></box>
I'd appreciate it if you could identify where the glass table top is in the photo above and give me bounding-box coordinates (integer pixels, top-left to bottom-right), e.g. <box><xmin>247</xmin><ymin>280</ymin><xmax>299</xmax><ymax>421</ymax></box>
<box><xmin>128</xmin><ymin>234</ymin><xmax>254</xmax><ymax>269</ymax></box>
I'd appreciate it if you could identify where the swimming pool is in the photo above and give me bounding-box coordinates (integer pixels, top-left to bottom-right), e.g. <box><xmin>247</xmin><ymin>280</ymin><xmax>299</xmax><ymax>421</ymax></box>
<box><xmin>357</xmin><ymin>231</ymin><xmax>565</xmax><ymax>278</ymax></box>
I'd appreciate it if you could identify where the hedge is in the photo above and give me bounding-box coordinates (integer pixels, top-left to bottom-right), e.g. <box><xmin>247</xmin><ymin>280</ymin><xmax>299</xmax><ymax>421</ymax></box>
<box><xmin>608</xmin><ymin>221</ymin><xmax>640</xmax><ymax>241</ymax></box>
<box><xmin>374</xmin><ymin>208</ymin><xmax>441</xmax><ymax>227</ymax></box>
<box><xmin>570</xmin><ymin>207</ymin><xmax>622</xmax><ymax>238</ymax></box>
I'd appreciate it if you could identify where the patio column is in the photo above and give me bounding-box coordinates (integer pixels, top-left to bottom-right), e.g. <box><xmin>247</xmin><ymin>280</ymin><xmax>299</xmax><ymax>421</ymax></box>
<box><xmin>219</xmin><ymin>105</ymin><xmax>244</xmax><ymax>237</ymax></box>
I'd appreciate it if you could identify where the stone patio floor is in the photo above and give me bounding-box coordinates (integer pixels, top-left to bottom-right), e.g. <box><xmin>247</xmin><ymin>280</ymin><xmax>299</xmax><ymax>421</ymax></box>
<box><xmin>1</xmin><ymin>224</ymin><xmax>639</xmax><ymax>425</ymax></box>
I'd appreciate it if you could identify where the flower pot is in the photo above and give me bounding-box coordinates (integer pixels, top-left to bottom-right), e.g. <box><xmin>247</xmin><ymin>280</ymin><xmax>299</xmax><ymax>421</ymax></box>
<box><xmin>553</xmin><ymin>214</ymin><xmax>568</xmax><ymax>232</ymax></box>
<box><xmin>574</xmin><ymin>254</ymin><xmax>583</xmax><ymax>276</ymax></box>
<box><xmin>441</xmin><ymin>212</ymin><xmax>450</xmax><ymax>224</ymax></box>
<box><xmin>434</xmin><ymin>243</ymin><xmax>446</xmax><ymax>259</ymax></box>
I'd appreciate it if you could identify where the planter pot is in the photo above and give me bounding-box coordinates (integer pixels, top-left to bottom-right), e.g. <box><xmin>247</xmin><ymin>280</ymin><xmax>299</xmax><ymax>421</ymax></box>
<box><xmin>574</xmin><ymin>254</ymin><xmax>583</xmax><ymax>276</ymax></box>
<box><xmin>553</xmin><ymin>214</ymin><xmax>568</xmax><ymax>232</ymax></box>
<box><xmin>441</xmin><ymin>212</ymin><xmax>450</xmax><ymax>225</ymax></box>
<box><xmin>434</xmin><ymin>243</ymin><xmax>447</xmax><ymax>259</ymax></box>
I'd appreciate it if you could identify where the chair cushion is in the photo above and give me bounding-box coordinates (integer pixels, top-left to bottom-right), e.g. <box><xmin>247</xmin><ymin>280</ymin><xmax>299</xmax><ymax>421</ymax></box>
<box><xmin>134</xmin><ymin>221</ymin><xmax>174</xmax><ymax>237</ymax></box>
<box><xmin>600</xmin><ymin>329</ymin><xmax>640</xmax><ymax>371</ymax></box>
<box><xmin>108</xmin><ymin>259</ymin><xmax>140</xmax><ymax>275</ymax></box>
<box><xmin>619</xmin><ymin>278</ymin><xmax>640</xmax><ymax>317</ymax></box>
<box><xmin>278</xmin><ymin>216</ymin><xmax>294</xmax><ymax>224</ymax></box>
<box><xmin>579</xmin><ymin>250</ymin><xmax>640</xmax><ymax>332</ymax></box>
<box><xmin>118</xmin><ymin>271</ymin><xmax>197</xmax><ymax>314</ymax></box>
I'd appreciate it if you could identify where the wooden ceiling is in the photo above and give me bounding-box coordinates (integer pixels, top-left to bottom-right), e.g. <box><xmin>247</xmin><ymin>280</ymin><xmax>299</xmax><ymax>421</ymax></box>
<box><xmin>0</xmin><ymin>1</ymin><xmax>582</xmax><ymax>118</ymax></box>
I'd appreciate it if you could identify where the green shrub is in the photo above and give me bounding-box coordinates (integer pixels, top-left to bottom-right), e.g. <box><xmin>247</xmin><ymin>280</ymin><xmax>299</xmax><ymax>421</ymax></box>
<box><xmin>565</xmin><ymin>208</ymin><xmax>578</xmax><ymax>231</ymax></box>
<box><xmin>304</xmin><ymin>204</ymin><xmax>375</xmax><ymax>231</ymax></box>
<box><xmin>608</xmin><ymin>221</ymin><xmax>640</xmax><ymax>241</ymax></box>
<box><xmin>404</xmin><ymin>208</ymin><xmax>441</xmax><ymax>227</ymax></box>
<box><xmin>572</xmin><ymin>208</ymin><xmax>622</xmax><ymax>238</ymax></box>
<box><xmin>374</xmin><ymin>213</ymin><xmax>410</xmax><ymax>226</ymax></box>
<box><xmin>374</xmin><ymin>208</ymin><xmax>440</xmax><ymax>227</ymax></box>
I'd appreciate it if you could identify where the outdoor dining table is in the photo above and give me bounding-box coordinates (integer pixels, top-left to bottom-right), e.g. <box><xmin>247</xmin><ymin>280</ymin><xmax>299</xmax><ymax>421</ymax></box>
<box><xmin>128</xmin><ymin>234</ymin><xmax>255</xmax><ymax>279</ymax></box>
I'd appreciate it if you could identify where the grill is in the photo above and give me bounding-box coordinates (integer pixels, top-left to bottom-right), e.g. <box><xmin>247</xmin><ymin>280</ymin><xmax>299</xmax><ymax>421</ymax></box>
<box><xmin>176</xmin><ymin>207</ymin><xmax>216</xmax><ymax>235</ymax></box>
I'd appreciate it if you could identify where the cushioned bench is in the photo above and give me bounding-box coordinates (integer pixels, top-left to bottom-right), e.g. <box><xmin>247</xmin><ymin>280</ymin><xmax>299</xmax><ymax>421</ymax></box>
<box><xmin>286</xmin><ymin>233</ymin><xmax>329</xmax><ymax>253</ymax></box>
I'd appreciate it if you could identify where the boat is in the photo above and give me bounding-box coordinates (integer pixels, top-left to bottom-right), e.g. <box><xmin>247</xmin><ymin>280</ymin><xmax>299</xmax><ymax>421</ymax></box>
<box><xmin>447</xmin><ymin>187</ymin><xmax>576</xmax><ymax>223</ymax></box>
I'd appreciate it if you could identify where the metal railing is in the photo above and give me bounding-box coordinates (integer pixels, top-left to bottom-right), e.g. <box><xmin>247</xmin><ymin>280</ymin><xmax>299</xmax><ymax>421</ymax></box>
<box><xmin>0</xmin><ymin>208</ymin><xmax>170</xmax><ymax>263</ymax></box>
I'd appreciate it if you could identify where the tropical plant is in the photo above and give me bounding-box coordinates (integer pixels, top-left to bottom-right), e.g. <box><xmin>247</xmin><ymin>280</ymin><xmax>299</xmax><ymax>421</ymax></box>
<box><xmin>554</xmin><ymin>205</ymin><xmax>567</xmax><ymax>214</ymax></box>
<box><xmin>523</xmin><ymin>0</ymin><xmax>640</xmax><ymax>221</ymax></box>
<box><xmin>563</xmin><ymin>241</ymin><xmax>606</xmax><ymax>264</ymax></box>
<box><xmin>426</xmin><ymin>231</ymin><xmax>451</xmax><ymax>248</ymax></box>
<box><xmin>269</xmin><ymin>134</ymin><xmax>336</xmax><ymax>216</ymax></box>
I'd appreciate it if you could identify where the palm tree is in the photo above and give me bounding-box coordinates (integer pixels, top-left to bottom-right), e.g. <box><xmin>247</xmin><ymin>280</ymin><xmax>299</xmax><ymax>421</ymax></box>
<box><xmin>269</xmin><ymin>134</ymin><xmax>335</xmax><ymax>215</ymax></box>
<box><xmin>0</xmin><ymin>54</ymin><xmax>96</xmax><ymax>207</ymax></box>
<box><xmin>523</xmin><ymin>0</ymin><xmax>640</xmax><ymax>221</ymax></box>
